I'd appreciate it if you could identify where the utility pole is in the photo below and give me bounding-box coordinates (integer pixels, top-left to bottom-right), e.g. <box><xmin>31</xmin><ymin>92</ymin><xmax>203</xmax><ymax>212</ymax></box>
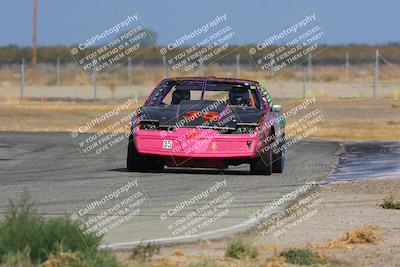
<box><xmin>345</xmin><ymin>53</ymin><xmax>349</xmax><ymax>82</ymax></box>
<box><xmin>236</xmin><ymin>53</ymin><xmax>240</xmax><ymax>78</ymax></box>
<box><xmin>373</xmin><ymin>49</ymin><xmax>379</xmax><ymax>98</ymax></box>
<box><xmin>32</xmin><ymin>0</ymin><xmax>38</xmax><ymax>66</ymax></box>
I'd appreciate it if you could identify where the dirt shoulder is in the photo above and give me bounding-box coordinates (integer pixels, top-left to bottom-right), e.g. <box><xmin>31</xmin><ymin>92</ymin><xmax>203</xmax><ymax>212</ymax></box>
<box><xmin>253</xmin><ymin>178</ymin><xmax>400</xmax><ymax>267</ymax></box>
<box><xmin>115</xmin><ymin>178</ymin><xmax>400</xmax><ymax>267</ymax></box>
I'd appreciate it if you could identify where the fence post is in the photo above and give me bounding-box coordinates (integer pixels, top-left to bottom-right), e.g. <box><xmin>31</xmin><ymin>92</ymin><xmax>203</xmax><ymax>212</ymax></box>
<box><xmin>269</xmin><ymin>64</ymin><xmax>274</xmax><ymax>78</ymax></box>
<box><xmin>345</xmin><ymin>53</ymin><xmax>349</xmax><ymax>82</ymax></box>
<box><xmin>20</xmin><ymin>58</ymin><xmax>25</xmax><ymax>98</ymax></box>
<box><xmin>162</xmin><ymin>56</ymin><xmax>169</xmax><ymax>78</ymax></box>
<box><xmin>302</xmin><ymin>66</ymin><xmax>307</xmax><ymax>99</ymax></box>
<box><xmin>199</xmin><ymin>62</ymin><xmax>204</xmax><ymax>76</ymax></box>
<box><xmin>236</xmin><ymin>53</ymin><xmax>240</xmax><ymax>78</ymax></box>
<box><xmin>92</xmin><ymin>62</ymin><xmax>97</xmax><ymax>99</ymax></box>
<box><xmin>128</xmin><ymin>57</ymin><xmax>132</xmax><ymax>85</ymax></box>
<box><xmin>307</xmin><ymin>52</ymin><xmax>312</xmax><ymax>79</ymax></box>
<box><xmin>56</xmin><ymin>57</ymin><xmax>60</xmax><ymax>86</ymax></box>
<box><xmin>373</xmin><ymin>49</ymin><xmax>379</xmax><ymax>98</ymax></box>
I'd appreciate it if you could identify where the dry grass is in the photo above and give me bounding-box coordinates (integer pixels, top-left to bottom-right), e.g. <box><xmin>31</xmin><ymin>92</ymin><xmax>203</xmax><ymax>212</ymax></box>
<box><xmin>119</xmin><ymin>247</ymin><xmax>345</xmax><ymax>267</ymax></box>
<box><xmin>40</xmin><ymin>252</ymin><xmax>81</xmax><ymax>267</ymax></box>
<box><xmin>281</xmin><ymin>98</ymin><xmax>400</xmax><ymax>141</ymax></box>
<box><xmin>0</xmin><ymin>98</ymin><xmax>399</xmax><ymax>141</ymax></box>
<box><xmin>309</xmin><ymin>225</ymin><xmax>381</xmax><ymax>249</ymax></box>
<box><xmin>124</xmin><ymin>257</ymin><xmax>263</xmax><ymax>267</ymax></box>
<box><xmin>264</xmin><ymin>255</ymin><xmax>288</xmax><ymax>267</ymax></box>
<box><xmin>0</xmin><ymin>98</ymin><xmax>140</xmax><ymax>133</ymax></box>
<box><xmin>114</xmin><ymin>241</ymin><xmax>349</xmax><ymax>267</ymax></box>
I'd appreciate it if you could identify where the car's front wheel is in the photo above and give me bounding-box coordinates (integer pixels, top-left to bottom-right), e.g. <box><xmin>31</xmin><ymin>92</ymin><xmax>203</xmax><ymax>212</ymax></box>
<box><xmin>250</xmin><ymin>143</ymin><xmax>272</xmax><ymax>175</ymax></box>
<box><xmin>272</xmin><ymin>134</ymin><xmax>285</xmax><ymax>173</ymax></box>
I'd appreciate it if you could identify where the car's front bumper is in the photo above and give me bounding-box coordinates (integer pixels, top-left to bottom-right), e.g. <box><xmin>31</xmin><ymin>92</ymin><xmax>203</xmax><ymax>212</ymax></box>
<box><xmin>135</xmin><ymin>127</ymin><xmax>260</xmax><ymax>158</ymax></box>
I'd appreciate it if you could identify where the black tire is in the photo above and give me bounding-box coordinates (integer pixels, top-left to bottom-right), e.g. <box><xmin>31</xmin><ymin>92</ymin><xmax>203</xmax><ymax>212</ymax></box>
<box><xmin>127</xmin><ymin>134</ymin><xmax>147</xmax><ymax>172</ymax></box>
<box><xmin>149</xmin><ymin>159</ymin><xmax>164</xmax><ymax>172</ymax></box>
<box><xmin>272</xmin><ymin>134</ymin><xmax>285</xmax><ymax>173</ymax></box>
<box><xmin>250</xmin><ymin>136</ymin><xmax>272</xmax><ymax>175</ymax></box>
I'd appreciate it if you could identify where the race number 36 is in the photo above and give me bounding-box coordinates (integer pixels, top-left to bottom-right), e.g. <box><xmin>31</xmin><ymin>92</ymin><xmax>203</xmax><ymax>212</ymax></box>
<box><xmin>162</xmin><ymin>140</ymin><xmax>172</xmax><ymax>149</ymax></box>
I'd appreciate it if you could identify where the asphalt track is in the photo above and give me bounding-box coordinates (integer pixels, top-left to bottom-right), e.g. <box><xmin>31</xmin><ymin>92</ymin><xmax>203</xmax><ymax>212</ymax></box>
<box><xmin>0</xmin><ymin>132</ymin><xmax>341</xmax><ymax>248</ymax></box>
<box><xmin>327</xmin><ymin>142</ymin><xmax>400</xmax><ymax>181</ymax></box>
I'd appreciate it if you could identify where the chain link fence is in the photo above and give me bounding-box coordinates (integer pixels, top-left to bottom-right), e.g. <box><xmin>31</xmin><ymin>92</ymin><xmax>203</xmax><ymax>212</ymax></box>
<box><xmin>1</xmin><ymin>51</ymin><xmax>400</xmax><ymax>100</ymax></box>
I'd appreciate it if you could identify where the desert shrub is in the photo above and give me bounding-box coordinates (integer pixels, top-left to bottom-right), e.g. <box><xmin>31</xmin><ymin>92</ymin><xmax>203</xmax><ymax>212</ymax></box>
<box><xmin>280</xmin><ymin>249</ymin><xmax>325</xmax><ymax>265</ymax></box>
<box><xmin>131</xmin><ymin>242</ymin><xmax>160</xmax><ymax>262</ymax></box>
<box><xmin>0</xmin><ymin>194</ymin><xmax>101</xmax><ymax>263</ymax></box>
<box><xmin>381</xmin><ymin>195</ymin><xmax>400</xmax><ymax>209</ymax></box>
<box><xmin>225</xmin><ymin>238</ymin><xmax>258</xmax><ymax>259</ymax></box>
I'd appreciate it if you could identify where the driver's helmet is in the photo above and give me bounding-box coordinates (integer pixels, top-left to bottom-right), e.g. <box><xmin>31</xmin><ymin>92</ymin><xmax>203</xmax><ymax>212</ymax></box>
<box><xmin>229</xmin><ymin>89</ymin><xmax>249</xmax><ymax>106</ymax></box>
<box><xmin>171</xmin><ymin>89</ymin><xmax>190</xmax><ymax>104</ymax></box>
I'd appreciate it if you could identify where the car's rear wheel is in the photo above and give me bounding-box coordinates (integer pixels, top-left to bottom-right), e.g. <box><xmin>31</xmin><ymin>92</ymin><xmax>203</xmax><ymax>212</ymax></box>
<box><xmin>127</xmin><ymin>134</ymin><xmax>148</xmax><ymax>172</ymax></box>
<box><xmin>250</xmin><ymin>135</ymin><xmax>272</xmax><ymax>175</ymax></box>
<box><xmin>272</xmin><ymin>134</ymin><xmax>285</xmax><ymax>173</ymax></box>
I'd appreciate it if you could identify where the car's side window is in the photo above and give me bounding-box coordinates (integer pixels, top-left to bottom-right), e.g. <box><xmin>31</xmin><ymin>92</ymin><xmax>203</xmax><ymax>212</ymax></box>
<box><xmin>203</xmin><ymin>90</ymin><xmax>230</xmax><ymax>102</ymax></box>
<box><xmin>158</xmin><ymin>86</ymin><xmax>203</xmax><ymax>105</ymax></box>
<box><xmin>147</xmin><ymin>82</ymin><xmax>173</xmax><ymax>106</ymax></box>
<box><xmin>160</xmin><ymin>85</ymin><xmax>176</xmax><ymax>105</ymax></box>
<box><xmin>249</xmin><ymin>90</ymin><xmax>262</xmax><ymax>109</ymax></box>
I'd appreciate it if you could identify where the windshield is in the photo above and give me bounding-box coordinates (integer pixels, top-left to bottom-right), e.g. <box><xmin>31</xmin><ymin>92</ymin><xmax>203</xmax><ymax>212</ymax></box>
<box><xmin>146</xmin><ymin>79</ymin><xmax>262</xmax><ymax>109</ymax></box>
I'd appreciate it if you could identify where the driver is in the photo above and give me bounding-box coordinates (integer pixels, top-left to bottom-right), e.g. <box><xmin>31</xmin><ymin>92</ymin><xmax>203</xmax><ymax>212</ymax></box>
<box><xmin>229</xmin><ymin>89</ymin><xmax>249</xmax><ymax>106</ymax></box>
<box><xmin>171</xmin><ymin>89</ymin><xmax>190</xmax><ymax>104</ymax></box>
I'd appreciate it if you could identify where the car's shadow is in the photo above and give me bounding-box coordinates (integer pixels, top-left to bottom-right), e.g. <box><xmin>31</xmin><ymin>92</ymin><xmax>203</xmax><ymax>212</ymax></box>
<box><xmin>109</xmin><ymin>167</ymin><xmax>251</xmax><ymax>175</ymax></box>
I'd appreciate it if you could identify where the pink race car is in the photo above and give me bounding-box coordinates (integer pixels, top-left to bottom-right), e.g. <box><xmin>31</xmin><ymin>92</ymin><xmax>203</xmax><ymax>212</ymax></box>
<box><xmin>127</xmin><ymin>77</ymin><xmax>285</xmax><ymax>175</ymax></box>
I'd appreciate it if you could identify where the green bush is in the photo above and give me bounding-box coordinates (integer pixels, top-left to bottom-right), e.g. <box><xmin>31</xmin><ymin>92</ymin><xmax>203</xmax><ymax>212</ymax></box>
<box><xmin>225</xmin><ymin>238</ymin><xmax>258</xmax><ymax>259</ymax></box>
<box><xmin>381</xmin><ymin>195</ymin><xmax>400</xmax><ymax>209</ymax></box>
<box><xmin>0</xmin><ymin>194</ymin><xmax>102</xmax><ymax>264</ymax></box>
<box><xmin>131</xmin><ymin>242</ymin><xmax>160</xmax><ymax>262</ymax></box>
<box><xmin>280</xmin><ymin>248</ymin><xmax>325</xmax><ymax>265</ymax></box>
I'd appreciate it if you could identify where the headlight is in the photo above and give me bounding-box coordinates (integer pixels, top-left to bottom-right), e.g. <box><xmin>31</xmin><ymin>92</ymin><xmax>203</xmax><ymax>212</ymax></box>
<box><xmin>232</xmin><ymin>123</ymin><xmax>257</xmax><ymax>134</ymax></box>
<box><xmin>139</xmin><ymin>120</ymin><xmax>159</xmax><ymax>130</ymax></box>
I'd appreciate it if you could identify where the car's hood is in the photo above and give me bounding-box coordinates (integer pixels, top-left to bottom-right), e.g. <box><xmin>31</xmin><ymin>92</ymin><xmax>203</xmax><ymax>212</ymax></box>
<box><xmin>140</xmin><ymin>100</ymin><xmax>265</xmax><ymax>128</ymax></box>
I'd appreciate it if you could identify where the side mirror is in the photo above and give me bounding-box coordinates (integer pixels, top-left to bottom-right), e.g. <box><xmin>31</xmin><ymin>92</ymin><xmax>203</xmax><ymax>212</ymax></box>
<box><xmin>272</xmin><ymin>104</ymin><xmax>282</xmax><ymax>112</ymax></box>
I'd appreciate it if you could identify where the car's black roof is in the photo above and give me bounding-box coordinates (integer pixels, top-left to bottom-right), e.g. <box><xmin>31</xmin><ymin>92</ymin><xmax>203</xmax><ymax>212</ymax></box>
<box><xmin>160</xmin><ymin>76</ymin><xmax>259</xmax><ymax>84</ymax></box>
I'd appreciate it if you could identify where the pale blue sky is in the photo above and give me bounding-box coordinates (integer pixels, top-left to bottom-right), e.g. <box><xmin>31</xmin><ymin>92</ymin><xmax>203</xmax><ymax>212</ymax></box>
<box><xmin>1</xmin><ymin>0</ymin><xmax>399</xmax><ymax>46</ymax></box>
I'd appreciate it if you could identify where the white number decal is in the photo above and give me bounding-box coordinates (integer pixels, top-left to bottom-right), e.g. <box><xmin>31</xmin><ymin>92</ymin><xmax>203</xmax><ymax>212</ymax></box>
<box><xmin>162</xmin><ymin>140</ymin><xmax>172</xmax><ymax>149</ymax></box>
